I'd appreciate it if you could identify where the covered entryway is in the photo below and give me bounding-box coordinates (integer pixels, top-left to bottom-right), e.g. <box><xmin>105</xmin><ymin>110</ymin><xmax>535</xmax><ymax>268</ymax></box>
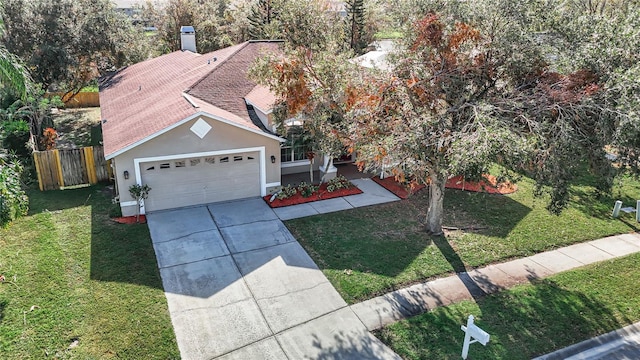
<box><xmin>140</xmin><ymin>151</ymin><xmax>261</xmax><ymax>212</ymax></box>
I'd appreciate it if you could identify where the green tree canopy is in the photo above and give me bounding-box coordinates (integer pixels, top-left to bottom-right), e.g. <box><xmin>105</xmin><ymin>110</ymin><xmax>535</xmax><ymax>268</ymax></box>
<box><xmin>252</xmin><ymin>0</ymin><xmax>640</xmax><ymax>235</ymax></box>
<box><xmin>345</xmin><ymin>0</ymin><xmax>368</xmax><ymax>54</ymax></box>
<box><xmin>2</xmin><ymin>0</ymin><xmax>150</xmax><ymax>96</ymax></box>
<box><xmin>143</xmin><ymin>0</ymin><xmax>238</xmax><ymax>53</ymax></box>
<box><xmin>247</xmin><ymin>0</ymin><xmax>344</xmax><ymax>50</ymax></box>
<box><xmin>0</xmin><ymin>16</ymin><xmax>30</xmax><ymax>100</ymax></box>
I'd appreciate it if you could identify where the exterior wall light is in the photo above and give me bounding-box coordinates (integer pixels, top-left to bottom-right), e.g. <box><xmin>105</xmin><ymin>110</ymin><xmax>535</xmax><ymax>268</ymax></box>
<box><xmin>124</xmin><ymin>170</ymin><xmax>129</xmax><ymax>179</ymax></box>
<box><xmin>271</xmin><ymin>155</ymin><xmax>276</xmax><ymax>164</ymax></box>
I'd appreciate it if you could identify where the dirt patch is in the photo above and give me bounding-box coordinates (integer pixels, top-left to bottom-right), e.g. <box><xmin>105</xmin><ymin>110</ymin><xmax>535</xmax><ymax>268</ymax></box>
<box><xmin>52</xmin><ymin>108</ymin><xmax>102</xmax><ymax>148</ymax></box>
<box><xmin>264</xmin><ymin>183</ymin><xmax>363</xmax><ymax>208</ymax></box>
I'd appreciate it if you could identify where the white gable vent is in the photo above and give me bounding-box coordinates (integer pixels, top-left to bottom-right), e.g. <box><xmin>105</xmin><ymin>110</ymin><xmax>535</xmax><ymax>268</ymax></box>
<box><xmin>190</xmin><ymin>118</ymin><xmax>211</xmax><ymax>139</ymax></box>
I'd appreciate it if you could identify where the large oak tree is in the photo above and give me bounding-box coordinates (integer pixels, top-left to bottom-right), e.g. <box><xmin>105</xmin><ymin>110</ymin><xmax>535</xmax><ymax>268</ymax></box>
<box><xmin>349</xmin><ymin>7</ymin><xmax>638</xmax><ymax>234</ymax></box>
<box><xmin>253</xmin><ymin>0</ymin><xmax>639</xmax><ymax>235</ymax></box>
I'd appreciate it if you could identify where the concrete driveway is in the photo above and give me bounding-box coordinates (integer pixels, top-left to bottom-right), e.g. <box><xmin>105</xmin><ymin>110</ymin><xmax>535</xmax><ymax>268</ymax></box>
<box><xmin>147</xmin><ymin>198</ymin><xmax>401</xmax><ymax>360</ymax></box>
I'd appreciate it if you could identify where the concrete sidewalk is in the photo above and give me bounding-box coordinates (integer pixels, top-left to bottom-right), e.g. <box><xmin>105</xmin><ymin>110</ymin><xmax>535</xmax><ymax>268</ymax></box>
<box><xmin>272</xmin><ymin>178</ymin><xmax>399</xmax><ymax>220</ymax></box>
<box><xmin>534</xmin><ymin>322</ymin><xmax>640</xmax><ymax>360</ymax></box>
<box><xmin>350</xmin><ymin>233</ymin><xmax>640</xmax><ymax>331</ymax></box>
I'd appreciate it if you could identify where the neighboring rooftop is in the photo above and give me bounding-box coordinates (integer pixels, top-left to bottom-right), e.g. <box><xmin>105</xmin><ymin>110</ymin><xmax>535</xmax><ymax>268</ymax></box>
<box><xmin>351</xmin><ymin>40</ymin><xmax>399</xmax><ymax>71</ymax></box>
<box><xmin>99</xmin><ymin>41</ymin><xmax>282</xmax><ymax>159</ymax></box>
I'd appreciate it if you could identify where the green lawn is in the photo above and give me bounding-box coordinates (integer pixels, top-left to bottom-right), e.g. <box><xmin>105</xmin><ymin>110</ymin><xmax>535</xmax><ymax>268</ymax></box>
<box><xmin>0</xmin><ymin>186</ymin><xmax>179</xmax><ymax>359</ymax></box>
<box><xmin>375</xmin><ymin>252</ymin><xmax>640</xmax><ymax>359</ymax></box>
<box><xmin>374</xmin><ymin>29</ymin><xmax>404</xmax><ymax>39</ymax></box>
<box><xmin>286</xmin><ymin>171</ymin><xmax>640</xmax><ymax>303</ymax></box>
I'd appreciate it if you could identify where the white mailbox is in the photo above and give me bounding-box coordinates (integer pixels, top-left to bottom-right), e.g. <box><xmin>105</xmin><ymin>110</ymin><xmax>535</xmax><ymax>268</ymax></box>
<box><xmin>461</xmin><ymin>315</ymin><xmax>490</xmax><ymax>359</ymax></box>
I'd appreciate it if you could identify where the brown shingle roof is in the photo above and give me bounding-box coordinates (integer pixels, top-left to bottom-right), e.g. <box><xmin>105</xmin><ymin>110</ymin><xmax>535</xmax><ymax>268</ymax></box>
<box><xmin>245</xmin><ymin>85</ymin><xmax>276</xmax><ymax>113</ymax></box>
<box><xmin>99</xmin><ymin>41</ymin><xmax>282</xmax><ymax>159</ymax></box>
<box><xmin>186</xmin><ymin>41</ymin><xmax>281</xmax><ymax>121</ymax></box>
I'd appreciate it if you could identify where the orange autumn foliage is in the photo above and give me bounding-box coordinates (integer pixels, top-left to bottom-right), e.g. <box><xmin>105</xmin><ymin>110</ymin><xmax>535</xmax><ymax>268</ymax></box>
<box><xmin>534</xmin><ymin>69</ymin><xmax>601</xmax><ymax>105</ymax></box>
<box><xmin>412</xmin><ymin>13</ymin><xmax>444</xmax><ymax>50</ymax></box>
<box><xmin>274</xmin><ymin>59</ymin><xmax>312</xmax><ymax>115</ymax></box>
<box><xmin>40</xmin><ymin>128</ymin><xmax>58</xmax><ymax>150</ymax></box>
<box><xmin>449</xmin><ymin>23</ymin><xmax>481</xmax><ymax>50</ymax></box>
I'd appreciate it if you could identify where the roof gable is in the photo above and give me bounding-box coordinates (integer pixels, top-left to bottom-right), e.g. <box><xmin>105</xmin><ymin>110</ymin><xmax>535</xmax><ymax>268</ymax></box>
<box><xmin>245</xmin><ymin>85</ymin><xmax>276</xmax><ymax>114</ymax></box>
<box><xmin>105</xmin><ymin>111</ymin><xmax>284</xmax><ymax>160</ymax></box>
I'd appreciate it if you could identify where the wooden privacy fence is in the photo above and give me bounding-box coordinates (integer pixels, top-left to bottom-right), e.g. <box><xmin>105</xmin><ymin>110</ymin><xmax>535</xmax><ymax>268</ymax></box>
<box><xmin>46</xmin><ymin>92</ymin><xmax>100</xmax><ymax>108</ymax></box>
<box><xmin>33</xmin><ymin>146</ymin><xmax>112</xmax><ymax>191</ymax></box>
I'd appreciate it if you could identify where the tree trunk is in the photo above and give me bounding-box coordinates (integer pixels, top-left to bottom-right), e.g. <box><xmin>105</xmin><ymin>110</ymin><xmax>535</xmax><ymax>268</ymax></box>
<box><xmin>426</xmin><ymin>173</ymin><xmax>446</xmax><ymax>235</ymax></box>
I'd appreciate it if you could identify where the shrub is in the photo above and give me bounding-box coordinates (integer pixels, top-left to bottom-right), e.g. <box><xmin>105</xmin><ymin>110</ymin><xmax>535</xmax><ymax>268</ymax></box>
<box><xmin>0</xmin><ymin>157</ymin><xmax>29</xmax><ymax>227</ymax></box>
<box><xmin>40</xmin><ymin>127</ymin><xmax>58</xmax><ymax>150</ymax></box>
<box><xmin>298</xmin><ymin>181</ymin><xmax>319</xmax><ymax>198</ymax></box>
<box><xmin>326</xmin><ymin>175</ymin><xmax>354</xmax><ymax>192</ymax></box>
<box><xmin>1</xmin><ymin>120</ymin><xmax>31</xmax><ymax>157</ymax></box>
<box><xmin>276</xmin><ymin>184</ymin><xmax>297</xmax><ymax>200</ymax></box>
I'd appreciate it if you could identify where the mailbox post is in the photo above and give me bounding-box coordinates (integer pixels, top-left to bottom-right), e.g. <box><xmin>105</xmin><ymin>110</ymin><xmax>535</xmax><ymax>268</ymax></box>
<box><xmin>461</xmin><ymin>315</ymin><xmax>490</xmax><ymax>359</ymax></box>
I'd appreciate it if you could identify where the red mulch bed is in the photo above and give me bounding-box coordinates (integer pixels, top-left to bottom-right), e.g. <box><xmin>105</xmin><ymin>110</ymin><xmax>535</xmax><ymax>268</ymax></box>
<box><xmin>112</xmin><ymin>215</ymin><xmax>147</xmax><ymax>224</ymax></box>
<box><xmin>446</xmin><ymin>174</ymin><xmax>517</xmax><ymax>194</ymax></box>
<box><xmin>264</xmin><ymin>183</ymin><xmax>363</xmax><ymax>208</ymax></box>
<box><xmin>373</xmin><ymin>176</ymin><xmax>425</xmax><ymax>199</ymax></box>
<box><xmin>373</xmin><ymin>174</ymin><xmax>517</xmax><ymax>199</ymax></box>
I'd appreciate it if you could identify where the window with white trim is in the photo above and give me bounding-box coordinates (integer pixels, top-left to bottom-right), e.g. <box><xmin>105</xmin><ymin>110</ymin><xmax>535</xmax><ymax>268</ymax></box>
<box><xmin>280</xmin><ymin>126</ymin><xmax>312</xmax><ymax>163</ymax></box>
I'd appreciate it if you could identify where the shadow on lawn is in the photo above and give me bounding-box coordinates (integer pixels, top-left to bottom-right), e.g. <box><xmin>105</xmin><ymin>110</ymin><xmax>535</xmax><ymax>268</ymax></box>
<box><xmin>373</xmin><ymin>276</ymin><xmax>626</xmax><ymax>359</ymax></box>
<box><xmin>443</xmin><ymin>188</ymin><xmax>532</xmax><ymax>239</ymax></box>
<box><xmin>42</xmin><ymin>185</ymin><xmax>164</xmax><ymax>290</ymax></box>
<box><xmin>569</xmin><ymin>186</ymin><xmax>637</xmax><ymax>219</ymax></box>
<box><xmin>290</xmin><ymin>188</ymin><xmax>531</xmax><ymax>282</ymax></box>
<box><xmin>27</xmin><ymin>186</ymin><xmax>100</xmax><ymax>215</ymax></box>
<box><xmin>0</xmin><ymin>299</ymin><xmax>6</xmax><ymax>324</ymax></box>
<box><xmin>27</xmin><ymin>186</ymin><xmax>162</xmax><ymax>289</ymax></box>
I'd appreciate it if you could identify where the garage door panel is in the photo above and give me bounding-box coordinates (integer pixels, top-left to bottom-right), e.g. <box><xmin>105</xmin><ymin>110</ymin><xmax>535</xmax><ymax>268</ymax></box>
<box><xmin>141</xmin><ymin>152</ymin><xmax>260</xmax><ymax>212</ymax></box>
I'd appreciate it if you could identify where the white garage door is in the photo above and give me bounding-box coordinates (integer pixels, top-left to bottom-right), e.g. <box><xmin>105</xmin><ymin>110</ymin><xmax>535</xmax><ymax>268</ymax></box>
<box><xmin>140</xmin><ymin>152</ymin><xmax>261</xmax><ymax>212</ymax></box>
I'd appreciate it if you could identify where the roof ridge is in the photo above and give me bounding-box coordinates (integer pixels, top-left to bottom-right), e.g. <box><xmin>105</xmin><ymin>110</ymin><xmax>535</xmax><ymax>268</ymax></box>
<box><xmin>185</xmin><ymin>42</ymin><xmax>250</xmax><ymax>95</ymax></box>
<box><xmin>247</xmin><ymin>39</ymin><xmax>285</xmax><ymax>44</ymax></box>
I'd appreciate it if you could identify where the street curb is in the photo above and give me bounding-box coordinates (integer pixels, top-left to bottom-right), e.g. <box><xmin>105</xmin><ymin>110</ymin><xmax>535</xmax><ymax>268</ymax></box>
<box><xmin>533</xmin><ymin>321</ymin><xmax>640</xmax><ymax>359</ymax></box>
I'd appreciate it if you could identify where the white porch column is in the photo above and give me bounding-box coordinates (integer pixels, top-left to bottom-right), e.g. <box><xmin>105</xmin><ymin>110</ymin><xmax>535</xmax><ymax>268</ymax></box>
<box><xmin>320</xmin><ymin>155</ymin><xmax>337</xmax><ymax>182</ymax></box>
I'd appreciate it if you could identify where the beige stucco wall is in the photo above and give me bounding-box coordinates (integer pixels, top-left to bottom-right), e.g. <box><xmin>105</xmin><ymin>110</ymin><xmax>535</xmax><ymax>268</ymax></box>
<box><xmin>113</xmin><ymin>115</ymin><xmax>282</xmax><ymax>216</ymax></box>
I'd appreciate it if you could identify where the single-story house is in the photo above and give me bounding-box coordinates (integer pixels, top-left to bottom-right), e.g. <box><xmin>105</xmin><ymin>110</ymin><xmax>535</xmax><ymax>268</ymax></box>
<box><xmin>100</xmin><ymin>36</ymin><xmax>332</xmax><ymax>216</ymax></box>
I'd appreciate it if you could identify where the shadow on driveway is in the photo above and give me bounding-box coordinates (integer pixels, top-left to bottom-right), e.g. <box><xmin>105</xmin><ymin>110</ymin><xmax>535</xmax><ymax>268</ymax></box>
<box><xmin>140</xmin><ymin>198</ymin><xmax>400</xmax><ymax>359</ymax></box>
